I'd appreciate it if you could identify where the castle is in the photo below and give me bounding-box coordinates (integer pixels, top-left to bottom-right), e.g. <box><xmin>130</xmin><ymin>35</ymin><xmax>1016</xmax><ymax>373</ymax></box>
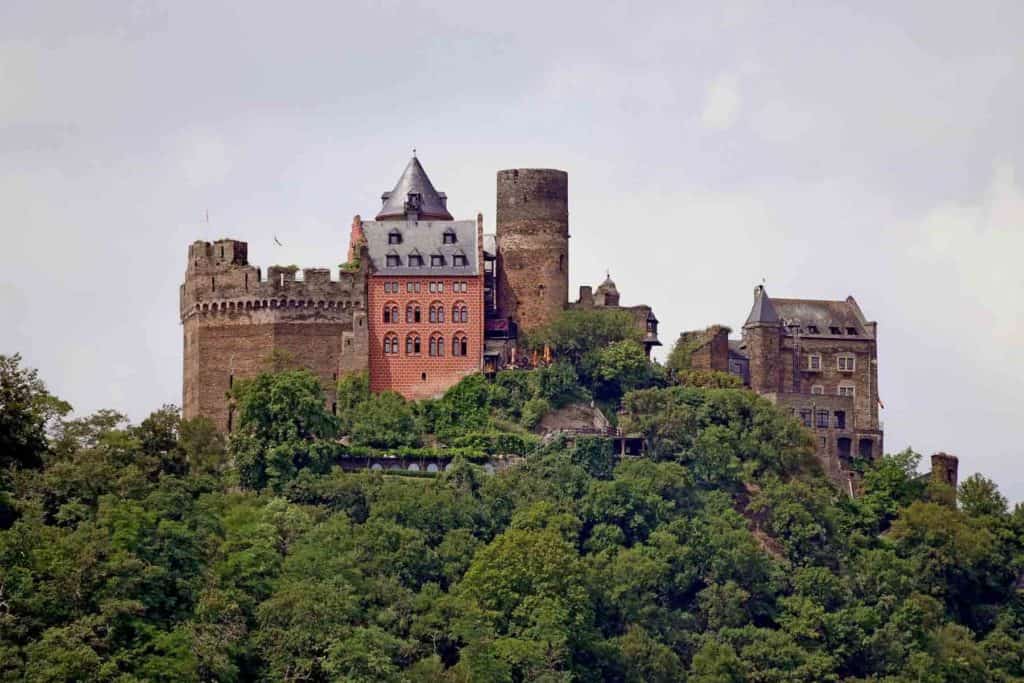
<box><xmin>181</xmin><ymin>157</ymin><xmax>633</xmax><ymax>427</ymax></box>
<box><xmin>179</xmin><ymin>154</ymin><xmax>957</xmax><ymax>491</ymax></box>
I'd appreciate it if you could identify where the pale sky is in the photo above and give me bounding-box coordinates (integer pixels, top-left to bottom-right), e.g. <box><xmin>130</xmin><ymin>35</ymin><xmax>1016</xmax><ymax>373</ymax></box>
<box><xmin>2</xmin><ymin>2</ymin><xmax>1022</xmax><ymax>501</ymax></box>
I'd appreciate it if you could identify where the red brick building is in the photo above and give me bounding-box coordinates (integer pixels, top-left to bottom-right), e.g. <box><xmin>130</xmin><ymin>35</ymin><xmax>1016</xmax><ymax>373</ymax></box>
<box><xmin>360</xmin><ymin>157</ymin><xmax>485</xmax><ymax>399</ymax></box>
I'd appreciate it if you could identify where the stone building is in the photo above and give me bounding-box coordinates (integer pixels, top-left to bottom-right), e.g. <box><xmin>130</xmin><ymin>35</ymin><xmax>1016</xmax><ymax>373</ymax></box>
<box><xmin>729</xmin><ymin>285</ymin><xmax>884</xmax><ymax>488</ymax></box>
<box><xmin>569</xmin><ymin>274</ymin><xmax>662</xmax><ymax>357</ymax></box>
<box><xmin>494</xmin><ymin>169</ymin><xmax>569</xmax><ymax>333</ymax></box>
<box><xmin>180</xmin><ymin>156</ymin><xmax>661</xmax><ymax>429</ymax></box>
<box><xmin>361</xmin><ymin>157</ymin><xmax>485</xmax><ymax>399</ymax></box>
<box><xmin>179</xmin><ymin>239</ymin><xmax>368</xmax><ymax>432</ymax></box>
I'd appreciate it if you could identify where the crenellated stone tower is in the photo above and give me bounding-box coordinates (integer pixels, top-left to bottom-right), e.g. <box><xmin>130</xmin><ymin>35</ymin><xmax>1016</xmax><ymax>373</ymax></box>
<box><xmin>180</xmin><ymin>239</ymin><xmax>369</xmax><ymax>431</ymax></box>
<box><xmin>495</xmin><ymin>169</ymin><xmax>569</xmax><ymax>332</ymax></box>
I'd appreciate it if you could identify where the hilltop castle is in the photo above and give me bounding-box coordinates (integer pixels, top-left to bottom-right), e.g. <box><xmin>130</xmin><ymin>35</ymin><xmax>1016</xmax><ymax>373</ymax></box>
<box><xmin>179</xmin><ymin>155</ymin><xmax>953</xmax><ymax>490</ymax></box>
<box><xmin>181</xmin><ymin>157</ymin><xmax>660</xmax><ymax>429</ymax></box>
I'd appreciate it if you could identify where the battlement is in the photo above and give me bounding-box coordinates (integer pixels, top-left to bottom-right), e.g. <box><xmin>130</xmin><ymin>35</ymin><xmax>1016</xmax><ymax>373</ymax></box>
<box><xmin>181</xmin><ymin>239</ymin><xmax>369</xmax><ymax>322</ymax></box>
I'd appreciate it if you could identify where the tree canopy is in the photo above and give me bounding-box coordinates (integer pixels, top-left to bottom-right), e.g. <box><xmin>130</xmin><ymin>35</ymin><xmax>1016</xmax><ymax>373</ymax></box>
<box><xmin>2</xmin><ymin>354</ymin><xmax>1024</xmax><ymax>682</ymax></box>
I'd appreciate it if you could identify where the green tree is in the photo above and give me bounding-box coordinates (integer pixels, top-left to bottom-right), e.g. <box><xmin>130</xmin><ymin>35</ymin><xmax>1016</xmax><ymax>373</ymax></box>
<box><xmin>958</xmin><ymin>473</ymin><xmax>1008</xmax><ymax>517</ymax></box>
<box><xmin>229</xmin><ymin>369</ymin><xmax>340</xmax><ymax>490</ymax></box>
<box><xmin>0</xmin><ymin>353</ymin><xmax>70</xmax><ymax>470</ymax></box>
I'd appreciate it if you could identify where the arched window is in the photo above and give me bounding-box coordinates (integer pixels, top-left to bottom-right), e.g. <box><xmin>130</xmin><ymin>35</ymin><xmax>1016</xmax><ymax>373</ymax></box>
<box><xmin>429</xmin><ymin>333</ymin><xmax>444</xmax><ymax>357</ymax></box>
<box><xmin>452</xmin><ymin>333</ymin><xmax>468</xmax><ymax>357</ymax></box>
<box><xmin>406</xmin><ymin>302</ymin><xmax>421</xmax><ymax>324</ymax></box>
<box><xmin>443</xmin><ymin>227</ymin><xmax>457</xmax><ymax>244</ymax></box>
<box><xmin>452</xmin><ymin>301</ymin><xmax>468</xmax><ymax>324</ymax></box>
<box><xmin>384</xmin><ymin>333</ymin><xmax>399</xmax><ymax>355</ymax></box>
<box><xmin>429</xmin><ymin>301</ymin><xmax>444</xmax><ymax>324</ymax></box>
<box><xmin>406</xmin><ymin>333</ymin><xmax>421</xmax><ymax>355</ymax></box>
<box><xmin>388</xmin><ymin>228</ymin><xmax>402</xmax><ymax>245</ymax></box>
<box><xmin>382</xmin><ymin>301</ymin><xmax>398</xmax><ymax>323</ymax></box>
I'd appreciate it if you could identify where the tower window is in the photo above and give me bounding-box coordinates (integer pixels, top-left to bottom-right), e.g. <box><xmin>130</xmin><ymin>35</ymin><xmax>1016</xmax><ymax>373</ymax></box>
<box><xmin>388</xmin><ymin>229</ymin><xmax>402</xmax><ymax>245</ymax></box>
<box><xmin>443</xmin><ymin>229</ymin><xmax>456</xmax><ymax>244</ymax></box>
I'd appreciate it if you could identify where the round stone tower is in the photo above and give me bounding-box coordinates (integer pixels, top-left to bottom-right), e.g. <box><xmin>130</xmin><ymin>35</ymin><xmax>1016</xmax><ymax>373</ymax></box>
<box><xmin>495</xmin><ymin>169</ymin><xmax>569</xmax><ymax>332</ymax></box>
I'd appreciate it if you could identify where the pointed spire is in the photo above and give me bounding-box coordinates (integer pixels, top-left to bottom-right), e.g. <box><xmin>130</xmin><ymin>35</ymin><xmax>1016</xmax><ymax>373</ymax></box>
<box><xmin>376</xmin><ymin>155</ymin><xmax>453</xmax><ymax>221</ymax></box>
<box><xmin>745</xmin><ymin>284</ymin><xmax>780</xmax><ymax>326</ymax></box>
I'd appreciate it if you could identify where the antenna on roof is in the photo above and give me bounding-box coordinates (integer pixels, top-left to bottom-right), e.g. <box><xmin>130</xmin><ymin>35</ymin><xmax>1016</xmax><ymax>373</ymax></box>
<box><xmin>412</xmin><ymin>146</ymin><xmax>417</xmax><ymax>158</ymax></box>
<box><xmin>205</xmin><ymin>209</ymin><xmax>209</xmax><ymax>225</ymax></box>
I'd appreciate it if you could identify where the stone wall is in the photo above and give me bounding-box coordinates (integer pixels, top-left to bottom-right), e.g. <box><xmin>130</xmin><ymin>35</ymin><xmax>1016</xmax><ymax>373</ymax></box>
<box><xmin>180</xmin><ymin>239</ymin><xmax>368</xmax><ymax>431</ymax></box>
<box><xmin>495</xmin><ymin>169</ymin><xmax>569</xmax><ymax>332</ymax></box>
<box><xmin>687</xmin><ymin>326</ymin><xmax>730</xmax><ymax>372</ymax></box>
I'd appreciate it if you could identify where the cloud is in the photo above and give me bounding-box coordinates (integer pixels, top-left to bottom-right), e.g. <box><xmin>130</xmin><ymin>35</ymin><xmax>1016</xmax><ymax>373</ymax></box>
<box><xmin>701</xmin><ymin>73</ymin><xmax>741</xmax><ymax>130</ymax></box>
<box><xmin>177</xmin><ymin>130</ymin><xmax>231</xmax><ymax>188</ymax></box>
<box><xmin>904</xmin><ymin>164</ymin><xmax>1024</xmax><ymax>370</ymax></box>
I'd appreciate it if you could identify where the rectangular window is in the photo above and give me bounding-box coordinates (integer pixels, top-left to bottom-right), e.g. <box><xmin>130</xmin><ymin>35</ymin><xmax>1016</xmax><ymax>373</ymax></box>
<box><xmin>407</xmin><ymin>282</ymin><xmax>414</xmax><ymax>293</ymax></box>
<box><xmin>437</xmin><ymin>282</ymin><xmax>444</xmax><ymax>293</ymax></box>
<box><xmin>429</xmin><ymin>282</ymin><xmax>436</xmax><ymax>293</ymax></box>
<box><xmin>799</xmin><ymin>409</ymin><xmax>812</xmax><ymax>427</ymax></box>
<box><xmin>811</xmin><ymin>385</ymin><xmax>824</xmax><ymax>395</ymax></box>
<box><xmin>838</xmin><ymin>355</ymin><xmax>856</xmax><ymax>372</ymax></box>
<box><xmin>834</xmin><ymin>410</ymin><xmax>846</xmax><ymax>429</ymax></box>
<box><xmin>807</xmin><ymin>354</ymin><xmax>821</xmax><ymax>371</ymax></box>
<box><xmin>838</xmin><ymin>385</ymin><xmax>855</xmax><ymax>398</ymax></box>
<box><xmin>816</xmin><ymin>410</ymin><xmax>829</xmax><ymax>428</ymax></box>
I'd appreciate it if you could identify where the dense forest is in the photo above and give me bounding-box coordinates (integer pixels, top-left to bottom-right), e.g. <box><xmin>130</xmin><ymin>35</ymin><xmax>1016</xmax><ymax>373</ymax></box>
<box><xmin>2</xmin><ymin>312</ymin><xmax>1023</xmax><ymax>681</ymax></box>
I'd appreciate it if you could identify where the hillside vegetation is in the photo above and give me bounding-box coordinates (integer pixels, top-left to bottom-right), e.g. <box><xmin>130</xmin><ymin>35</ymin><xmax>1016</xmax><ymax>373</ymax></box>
<box><xmin>2</xmin><ymin>346</ymin><xmax>1024</xmax><ymax>682</ymax></box>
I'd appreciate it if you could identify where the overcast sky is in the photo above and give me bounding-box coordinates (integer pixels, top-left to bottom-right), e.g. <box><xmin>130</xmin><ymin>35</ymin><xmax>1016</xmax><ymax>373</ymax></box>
<box><xmin>2</xmin><ymin>1</ymin><xmax>1022</xmax><ymax>500</ymax></box>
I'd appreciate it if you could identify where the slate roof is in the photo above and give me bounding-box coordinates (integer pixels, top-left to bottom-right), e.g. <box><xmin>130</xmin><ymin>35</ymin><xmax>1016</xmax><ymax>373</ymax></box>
<box><xmin>376</xmin><ymin>156</ymin><xmax>453</xmax><ymax>221</ymax></box>
<box><xmin>482</xmin><ymin>233</ymin><xmax>497</xmax><ymax>258</ymax></box>
<box><xmin>728</xmin><ymin>339</ymin><xmax>748</xmax><ymax>359</ymax></box>
<box><xmin>744</xmin><ymin>285</ymin><xmax>780</xmax><ymax>325</ymax></box>
<box><xmin>363</xmin><ymin>220</ymin><xmax>479</xmax><ymax>276</ymax></box>
<box><xmin>743</xmin><ymin>286</ymin><xmax>873</xmax><ymax>339</ymax></box>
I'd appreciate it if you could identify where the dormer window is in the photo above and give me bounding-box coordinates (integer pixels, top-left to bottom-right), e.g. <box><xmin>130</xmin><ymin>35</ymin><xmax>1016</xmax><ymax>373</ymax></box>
<box><xmin>829</xmin><ymin>326</ymin><xmax>842</xmax><ymax>335</ymax></box>
<box><xmin>408</xmin><ymin>251</ymin><xmax>424</xmax><ymax>267</ymax></box>
<box><xmin>443</xmin><ymin>228</ymin><xmax>457</xmax><ymax>245</ymax></box>
<box><xmin>452</xmin><ymin>252</ymin><xmax>468</xmax><ymax>267</ymax></box>
<box><xmin>807</xmin><ymin>325</ymin><xmax>820</xmax><ymax>334</ymax></box>
<box><xmin>431</xmin><ymin>254</ymin><xmax>445</xmax><ymax>267</ymax></box>
<box><xmin>388</xmin><ymin>229</ymin><xmax>402</xmax><ymax>245</ymax></box>
<box><xmin>385</xmin><ymin>251</ymin><xmax>401</xmax><ymax>268</ymax></box>
<box><xmin>846</xmin><ymin>327</ymin><xmax>858</xmax><ymax>335</ymax></box>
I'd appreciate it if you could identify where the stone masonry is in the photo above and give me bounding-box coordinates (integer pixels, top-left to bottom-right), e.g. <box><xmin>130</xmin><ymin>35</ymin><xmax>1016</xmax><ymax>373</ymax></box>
<box><xmin>180</xmin><ymin>239</ymin><xmax>368</xmax><ymax>431</ymax></box>
<box><xmin>495</xmin><ymin>169</ymin><xmax>569</xmax><ymax>333</ymax></box>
